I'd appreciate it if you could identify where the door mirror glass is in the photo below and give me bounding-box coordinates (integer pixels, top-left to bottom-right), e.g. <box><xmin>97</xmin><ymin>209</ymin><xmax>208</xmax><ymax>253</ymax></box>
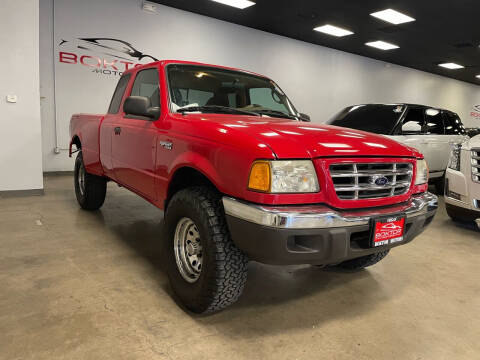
<box><xmin>124</xmin><ymin>96</ymin><xmax>159</xmax><ymax>119</ymax></box>
<box><xmin>402</xmin><ymin>121</ymin><xmax>422</xmax><ymax>133</ymax></box>
<box><xmin>400</xmin><ymin>108</ymin><xmax>424</xmax><ymax>134</ymax></box>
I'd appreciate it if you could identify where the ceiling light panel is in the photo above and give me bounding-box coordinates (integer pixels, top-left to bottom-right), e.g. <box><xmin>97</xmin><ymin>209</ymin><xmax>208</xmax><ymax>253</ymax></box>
<box><xmin>365</xmin><ymin>41</ymin><xmax>399</xmax><ymax>50</ymax></box>
<box><xmin>313</xmin><ymin>24</ymin><xmax>354</xmax><ymax>37</ymax></box>
<box><xmin>211</xmin><ymin>0</ymin><xmax>255</xmax><ymax>9</ymax></box>
<box><xmin>370</xmin><ymin>9</ymin><xmax>415</xmax><ymax>25</ymax></box>
<box><xmin>439</xmin><ymin>63</ymin><xmax>464</xmax><ymax>69</ymax></box>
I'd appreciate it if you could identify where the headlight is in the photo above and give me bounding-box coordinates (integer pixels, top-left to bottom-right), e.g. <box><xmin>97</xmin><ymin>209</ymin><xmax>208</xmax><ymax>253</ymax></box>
<box><xmin>448</xmin><ymin>144</ymin><xmax>462</xmax><ymax>171</ymax></box>
<box><xmin>415</xmin><ymin>159</ymin><xmax>429</xmax><ymax>185</ymax></box>
<box><xmin>248</xmin><ymin>160</ymin><xmax>319</xmax><ymax>193</ymax></box>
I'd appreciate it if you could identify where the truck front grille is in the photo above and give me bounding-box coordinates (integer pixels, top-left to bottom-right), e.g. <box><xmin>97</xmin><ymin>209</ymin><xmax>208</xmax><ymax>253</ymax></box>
<box><xmin>329</xmin><ymin>162</ymin><xmax>413</xmax><ymax>200</ymax></box>
<box><xmin>472</xmin><ymin>149</ymin><xmax>480</xmax><ymax>183</ymax></box>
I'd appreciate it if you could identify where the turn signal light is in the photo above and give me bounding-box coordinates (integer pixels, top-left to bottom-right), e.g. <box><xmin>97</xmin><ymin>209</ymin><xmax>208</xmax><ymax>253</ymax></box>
<box><xmin>248</xmin><ymin>161</ymin><xmax>271</xmax><ymax>192</ymax></box>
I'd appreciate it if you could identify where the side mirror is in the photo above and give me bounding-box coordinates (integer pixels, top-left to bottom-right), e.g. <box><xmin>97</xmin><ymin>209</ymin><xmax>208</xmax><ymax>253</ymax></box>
<box><xmin>299</xmin><ymin>113</ymin><xmax>311</xmax><ymax>122</ymax></box>
<box><xmin>124</xmin><ymin>96</ymin><xmax>160</xmax><ymax>120</ymax></box>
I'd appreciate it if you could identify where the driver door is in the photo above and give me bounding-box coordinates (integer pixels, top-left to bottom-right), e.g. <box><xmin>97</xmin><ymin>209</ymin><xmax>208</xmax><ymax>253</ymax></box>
<box><xmin>111</xmin><ymin>68</ymin><xmax>160</xmax><ymax>200</ymax></box>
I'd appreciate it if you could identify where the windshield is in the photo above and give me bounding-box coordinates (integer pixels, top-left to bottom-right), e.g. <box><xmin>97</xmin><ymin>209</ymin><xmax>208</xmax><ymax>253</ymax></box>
<box><xmin>328</xmin><ymin>104</ymin><xmax>404</xmax><ymax>134</ymax></box>
<box><xmin>167</xmin><ymin>64</ymin><xmax>298</xmax><ymax>118</ymax></box>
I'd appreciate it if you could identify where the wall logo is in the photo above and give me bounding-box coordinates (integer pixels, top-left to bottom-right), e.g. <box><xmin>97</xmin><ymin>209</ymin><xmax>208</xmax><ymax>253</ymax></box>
<box><xmin>58</xmin><ymin>37</ymin><xmax>158</xmax><ymax>76</ymax></box>
<box><xmin>470</xmin><ymin>105</ymin><xmax>480</xmax><ymax>118</ymax></box>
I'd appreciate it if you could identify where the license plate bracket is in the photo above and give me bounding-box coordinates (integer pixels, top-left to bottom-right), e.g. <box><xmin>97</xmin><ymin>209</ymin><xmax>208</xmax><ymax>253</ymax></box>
<box><xmin>371</xmin><ymin>214</ymin><xmax>406</xmax><ymax>247</ymax></box>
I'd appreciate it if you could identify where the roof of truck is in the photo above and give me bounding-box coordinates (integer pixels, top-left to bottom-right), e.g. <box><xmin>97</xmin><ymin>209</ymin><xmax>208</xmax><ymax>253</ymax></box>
<box><xmin>124</xmin><ymin>59</ymin><xmax>268</xmax><ymax>79</ymax></box>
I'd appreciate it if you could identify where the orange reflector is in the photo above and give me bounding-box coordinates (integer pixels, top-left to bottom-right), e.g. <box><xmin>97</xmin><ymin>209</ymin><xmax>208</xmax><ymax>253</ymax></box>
<box><xmin>248</xmin><ymin>161</ymin><xmax>271</xmax><ymax>192</ymax></box>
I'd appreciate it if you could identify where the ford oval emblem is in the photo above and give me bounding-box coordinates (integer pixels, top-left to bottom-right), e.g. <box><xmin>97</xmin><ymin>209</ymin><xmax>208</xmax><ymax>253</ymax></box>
<box><xmin>374</xmin><ymin>176</ymin><xmax>389</xmax><ymax>186</ymax></box>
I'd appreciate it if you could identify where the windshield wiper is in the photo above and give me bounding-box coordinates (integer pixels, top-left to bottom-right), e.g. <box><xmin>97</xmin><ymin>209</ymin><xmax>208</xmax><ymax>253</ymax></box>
<box><xmin>177</xmin><ymin>105</ymin><xmax>260</xmax><ymax>116</ymax></box>
<box><xmin>252</xmin><ymin>109</ymin><xmax>298</xmax><ymax>120</ymax></box>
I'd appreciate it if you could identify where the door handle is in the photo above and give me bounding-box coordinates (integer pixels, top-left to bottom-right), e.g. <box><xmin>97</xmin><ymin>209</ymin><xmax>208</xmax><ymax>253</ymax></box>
<box><xmin>114</xmin><ymin>127</ymin><xmax>121</xmax><ymax>135</ymax></box>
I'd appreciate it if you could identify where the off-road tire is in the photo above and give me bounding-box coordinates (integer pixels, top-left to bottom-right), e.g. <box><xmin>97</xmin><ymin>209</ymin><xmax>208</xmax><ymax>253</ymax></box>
<box><xmin>336</xmin><ymin>250</ymin><xmax>390</xmax><ymax>271</ymax></box>
<box><xmin>164</xmin><ymin>186</ymin><xmax>248</xmax><ymax>314</ymax></box>
<box><xmin>74</xmin><ymin>152</ymin><xmax>107</xmax><ymax>210</ymax></box>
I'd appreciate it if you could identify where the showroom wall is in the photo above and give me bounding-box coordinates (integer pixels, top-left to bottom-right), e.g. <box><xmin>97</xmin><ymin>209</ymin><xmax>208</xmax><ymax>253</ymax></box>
<box><xmin>0</xmin><ymin>0</ymin><xmax>44</xmax><ymax>192</ymax></box>
<box><xmin>40</xmin><ymin>0</ymin><xmax>480</xmax><ymax>172</ymax></box>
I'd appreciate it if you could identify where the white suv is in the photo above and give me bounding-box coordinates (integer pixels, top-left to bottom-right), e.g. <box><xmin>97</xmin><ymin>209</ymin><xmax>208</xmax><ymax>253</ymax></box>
<box><xmin>328</xmin><ymin>104</ymin><xmax>468</xmax><ymax>193</ymax></box>
<box><xmin>445</xmin><ymin>135</ymin><xmax>480</xmax><ymax>229</ymax></box>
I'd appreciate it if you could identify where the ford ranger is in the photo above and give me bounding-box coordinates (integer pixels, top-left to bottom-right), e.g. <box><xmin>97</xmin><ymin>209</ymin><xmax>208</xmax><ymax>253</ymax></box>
<box><xmin>69</xmin><ymin>60</ymin><xmax>438</xmax><ymax>313</ymax></box>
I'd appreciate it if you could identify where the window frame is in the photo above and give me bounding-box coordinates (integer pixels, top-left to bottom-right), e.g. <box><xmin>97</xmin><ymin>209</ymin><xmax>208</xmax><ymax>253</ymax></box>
<box><xmin>107</xmin><ymin>73</ymin><xmax>132</xmax><ymax>114</ymax></box>
<box><xmin>124</xmin><ymin>67</ymin><xmax>161</xmax><ymax>121</ymax></box>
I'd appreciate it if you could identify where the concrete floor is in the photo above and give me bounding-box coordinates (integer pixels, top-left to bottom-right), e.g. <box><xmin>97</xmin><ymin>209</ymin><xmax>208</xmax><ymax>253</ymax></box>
<box><xmin>0</xmin><ymin>174</ymin><xmax>479</xmax><ymax>360</ymax></box>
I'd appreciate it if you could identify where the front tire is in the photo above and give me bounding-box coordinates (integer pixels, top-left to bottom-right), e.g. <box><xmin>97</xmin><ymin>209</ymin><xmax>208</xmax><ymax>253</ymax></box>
<box><xmin>336</xmin><ymin>250</ymin><xmax>390</xmax><ymax>271</ymax></box>
<box><xmin>74</xmin><ymin>152</ymin><xmax>107</xmax><ymax>210</ymax></box>
<box><xmin>164</xmin><ymin>186</ymin><xmax>248</xmax><ymax>314</ymax></box>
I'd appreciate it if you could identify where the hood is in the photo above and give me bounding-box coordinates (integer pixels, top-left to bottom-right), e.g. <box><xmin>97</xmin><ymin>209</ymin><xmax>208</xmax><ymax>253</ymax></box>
<box><xmin>466</xmin><ymin>134</ymin><xmax>480</xmax><ymax>150</ymax></box>
<box><xmin>172</xmin><ymin>114</ymin><xmax>419</xmax><ymax>159</ymax></box>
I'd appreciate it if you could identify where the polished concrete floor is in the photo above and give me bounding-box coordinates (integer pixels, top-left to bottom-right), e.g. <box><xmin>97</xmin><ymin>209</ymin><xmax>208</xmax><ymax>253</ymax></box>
<box><xmin>0</xmin><ymin>174</ymin><xmax>479</xmax><ymax>360</ymax></box>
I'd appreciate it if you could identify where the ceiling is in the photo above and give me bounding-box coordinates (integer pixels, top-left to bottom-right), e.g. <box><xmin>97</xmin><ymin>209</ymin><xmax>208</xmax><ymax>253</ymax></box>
<box><xmin>153</xmin><ymin>0</ymin><xmax>480</xmax><ymax>85</ymax></box>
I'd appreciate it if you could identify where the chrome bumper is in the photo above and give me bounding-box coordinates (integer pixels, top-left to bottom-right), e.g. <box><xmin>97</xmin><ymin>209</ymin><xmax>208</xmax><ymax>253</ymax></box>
<box><xmin>222</xmin><ymin>192</ymin><xmax>438</xmax><ymax>229</ymax></box>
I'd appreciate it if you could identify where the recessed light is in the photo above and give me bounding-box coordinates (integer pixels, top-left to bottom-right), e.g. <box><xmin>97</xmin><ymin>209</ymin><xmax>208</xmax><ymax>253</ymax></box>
<box><xmin>210</xmin><ymin>0</ymin><xmax>255</xmax><ymax>9</ymax></box>
<box><xmin>313</xmin><ymin>24</ymin><xmax>354</xmax><ymax>37</ymax></box>
<box><xmin>370</xmin><ymin>9</ymin><xmax>415</xmax><ymax>25</ymax></box>
<box><xmin>365</xmin><ymin>41</ymin><xmax>399</xmax><ymax>50</ymax></box>
<box><xmin>475</xmin><ymin>75</ymin><xmax>480</xmax><ymax>79</ymax></box>
<box><xmin>438</xmin><ymin>63</ymin><xmax>464</xmax><ymax>70</ymax></box>
<box><xmin>313</xmin><ymin>24</ymin><xmax>353</xmax><ymax>37</ymax></box>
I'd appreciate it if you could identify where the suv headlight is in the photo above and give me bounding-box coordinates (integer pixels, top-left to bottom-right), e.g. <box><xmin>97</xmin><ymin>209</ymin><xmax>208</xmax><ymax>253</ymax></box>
<box><xmin>248</xmin><ymin>160</ymin><xmax>319</xmax><ymax>193</ymax></box>
<box><xmin>448</xmin><ymin>144</ymin><xmax>462</xmax><ymax>171</ymax></box>
<box><xmin>415</xmin><ymin>159</ymin><xmax>429</xmax><ymax>185</ymax></box>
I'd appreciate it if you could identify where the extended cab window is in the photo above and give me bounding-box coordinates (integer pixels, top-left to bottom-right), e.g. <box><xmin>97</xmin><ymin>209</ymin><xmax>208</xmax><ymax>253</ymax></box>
<box><xmin>131</xmin><ymin>68</ymin><xmax>160</xmax><ymax>108</ymax></box>
<box><xmin>400</xmin><ymin>108</ymin><xmax>424</xmax><ymax>135</ymax></box>
<box><xmin>108</xmin><ymin>74</ymin><xmax>131</xmax><ymax>114</ymax></box>
<box><xmin>424</xmin><ymin>108</ymin><xmax>444</xmax><ymax>134</ymax></box>
<box><xmin>328</xmin><ymin>104</ymin><xmax>404</xmax><ymax>134</ymax></box>
<box><xmin>444</xmin><ymin>112</ymin><xmax>466</xmax><ymax>135</ymax></box>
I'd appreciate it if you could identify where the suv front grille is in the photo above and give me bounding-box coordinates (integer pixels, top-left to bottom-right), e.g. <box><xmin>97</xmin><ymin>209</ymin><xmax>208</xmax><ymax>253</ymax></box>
<box><xmin>330</xmin><ymin>162</ymin><xmax>413</xmax><ymax>200</ymax></box>
<box><xmin>472</xmin><ymin>149</ymin><xmax>480</xmax><ymax>183</ymax></box>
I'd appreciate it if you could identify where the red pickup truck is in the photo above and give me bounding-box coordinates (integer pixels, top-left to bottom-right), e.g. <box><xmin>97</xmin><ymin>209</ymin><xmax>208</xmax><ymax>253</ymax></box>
<box><xmin>70</xmin><ymin>60</ymin><xmax>438</xmax><ymax>313</ymax></box>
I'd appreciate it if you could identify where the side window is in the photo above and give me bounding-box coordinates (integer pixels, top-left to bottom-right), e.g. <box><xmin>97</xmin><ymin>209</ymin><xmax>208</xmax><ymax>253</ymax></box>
<box><xmin>424</xmin><ymin>108</ymin><xmax>444</xmax><ymax>134</ymax></box>
<box><xmin>444</xmin><ymin>112</ymin><xmax>466</xmax><ymax>135</ymax></box>
<box><xmin>401</xmin><ymin>108</ymin><xmax>424</xmax><ymax>134</ymax></box>
<box><xmin>108</xmin><ymin>74</ymin><xmax>131</xmax><ymax>114</ymax></box>
<box><xmin>130</xmin><ymin>68</ymin><xmax>160</xmax><ymax>108</ymax></box>
<box><xmin>249</xmin><ymin>88</ymin><xmax>285</xmax><ymax>112</ymax></box>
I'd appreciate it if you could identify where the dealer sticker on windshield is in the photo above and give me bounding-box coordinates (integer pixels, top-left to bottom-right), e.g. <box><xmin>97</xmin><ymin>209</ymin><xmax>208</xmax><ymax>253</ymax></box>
<box><xmin>371</xmin><ymin>216</ymin><xmax>406</xmax><ymax>247</ymax></box>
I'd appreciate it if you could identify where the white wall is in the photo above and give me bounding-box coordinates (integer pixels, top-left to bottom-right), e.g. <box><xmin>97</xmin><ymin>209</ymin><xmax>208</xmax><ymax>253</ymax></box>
<box><xmin>0</xmin><ymin>0</ymin><xmax>43</xmax><ymax>191</ymax></box>
<box><xmin>39</xmin><ymin>0</ymin><xmax>480</xmax><ymax>172</ymax></box>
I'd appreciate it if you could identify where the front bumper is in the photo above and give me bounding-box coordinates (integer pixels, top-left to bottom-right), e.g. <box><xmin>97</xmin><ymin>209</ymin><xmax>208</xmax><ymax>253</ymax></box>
<box><xmin>223</xmin><ymin>192</ymin><xmax>438</xmax><ymax>265</ymax></box>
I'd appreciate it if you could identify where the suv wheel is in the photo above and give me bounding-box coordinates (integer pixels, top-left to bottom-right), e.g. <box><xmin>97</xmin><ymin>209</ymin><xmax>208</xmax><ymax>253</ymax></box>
<box><xmin>164</xmin><ymin>186</ymin><xmax>248</xmax><ymax>313</ymax></box>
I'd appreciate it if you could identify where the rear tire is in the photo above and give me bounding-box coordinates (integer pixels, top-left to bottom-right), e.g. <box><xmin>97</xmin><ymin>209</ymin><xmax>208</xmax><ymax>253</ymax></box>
<box><xmin>336</xmin><ymin>250</ymin><xmax>390</xmax><ymax>271</ymax></box>
<box><xmin>164</xmin><ymin>186</ymin><xmax>248</xmax><ymax>314</ymax></box>
<box><xmin>74</xmin><ymin>152</ymin><xmax>107</xmax><ymax>210</ymax></box>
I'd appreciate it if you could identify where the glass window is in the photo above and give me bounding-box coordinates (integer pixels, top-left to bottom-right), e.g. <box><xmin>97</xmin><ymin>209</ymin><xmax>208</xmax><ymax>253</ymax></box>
<box><xmin>131</xmin><ymin>68</ymin><xmax>160</xmax><ymax>107</ymax></box>
<box><xmin>167</xmin><ymin>65</ymin><xmax>297</xmax><ymax>118</ymax></box>
<box><xmin>249</xmin><ymin>88</ymin><xmax>286</xmax><ymax>113</ymax></box>
<box><xmin>401</xmin><ymin>108</ymin><xmax>424</xmax><ymax>134</ymax></box>
<box><xmin>327</xmin><ymin>104</ymin><xmax>404</xmax><ymax>134</ymax></box>
<box><xmin>108</xmin><ymin>74</ymin><xmax>131</xmax><ymax>114</ymax></box>
<box><xmin>444</xmin><ymin>112</ymin><xmax>466</xmax><ymax>135</ymax></box>
<box><xmin>424</xmin><ymin>108</ymin><xmax>444</xmax><ymax>134</ymax></box>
